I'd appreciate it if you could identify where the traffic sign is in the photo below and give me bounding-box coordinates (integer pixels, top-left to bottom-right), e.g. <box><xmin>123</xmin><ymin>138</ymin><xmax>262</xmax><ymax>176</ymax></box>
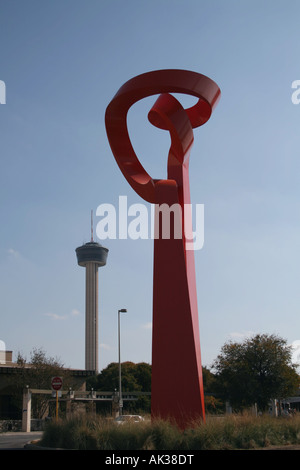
<box><xmin>51</xmin><ymin>376</ymin><xmax>63</xmax><ymax>391</ymax></box>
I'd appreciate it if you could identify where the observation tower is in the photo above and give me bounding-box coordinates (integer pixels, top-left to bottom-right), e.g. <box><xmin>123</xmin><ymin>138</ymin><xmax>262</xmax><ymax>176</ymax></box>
<box><xmin>76</xmin><ymin>214</ymin><xmax>108</xmax><ymax>372</ymax></box>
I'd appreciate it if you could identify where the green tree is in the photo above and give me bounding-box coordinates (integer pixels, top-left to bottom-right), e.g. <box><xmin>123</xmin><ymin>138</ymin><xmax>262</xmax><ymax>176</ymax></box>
<box><xmin>87</xmin><ymin>362</ymin><xmax>151</xmax><ymax>414</ymax></box>
<box><xmin>89</xmin><ymin>361</ymin><xmax>151</xmax><ymax>392</ymax></box>
<box><xmin>10</xmin><ymin>347</ymin><xmax>71</xmax><ymax>419</ymax></box>
<box><xmin>213</xmin><ymin>334</ymin><xmax>299</xmax><ymax>411</ymax></box>
<box><xmin>202</xmin><ymin>366</ymin><xmax>224</xmax><ymax>414</ymax></box>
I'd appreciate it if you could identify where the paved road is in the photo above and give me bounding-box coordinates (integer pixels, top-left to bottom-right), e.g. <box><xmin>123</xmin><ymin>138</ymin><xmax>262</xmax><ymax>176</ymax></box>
<box><xmin>0</xmin><ymin>432</ymin><xmax>43</xmax><ymax>449</ymax></box>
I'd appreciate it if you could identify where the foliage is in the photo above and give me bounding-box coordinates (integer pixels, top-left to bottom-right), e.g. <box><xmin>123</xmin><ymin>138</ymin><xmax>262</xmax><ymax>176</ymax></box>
<box><xmin>9</xmin><ymin>347</ymin><xmax>71</xmax><ymax>419</ymax></box>
<box><xmin>88</xmin><ymin>361</ymin><xmax>151</xmax><ymax>392</ymax></box>
<box><xmin>16</xmin><ymin>347</ymin><xmax>66</xmax><ymax>386</ymax></box>
<box><xmin>87</xmin><ymin>361</ymin><xmax>151</xmax><ymax>414</ymax></box>
<box><xmin>212</xmin><ymin>334</ymin><xmax>300</xmax><ymax>411</ymax></box>
<box><xmin>40</xmin><ymin>413</ymin><xmax>300</xmax><ymax>450</ymax></box>
<box><xmin>202</xmin><ymin>366</ymin><xmax>225</xmax><ymax>414</ymax></box>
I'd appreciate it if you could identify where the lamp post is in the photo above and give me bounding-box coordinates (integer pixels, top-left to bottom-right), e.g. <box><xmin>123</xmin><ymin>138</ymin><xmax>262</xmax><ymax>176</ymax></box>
<box><xmin>118</xmin><ymin>308</ymin><xmax>127</xmax><ymax>415</ymax></box>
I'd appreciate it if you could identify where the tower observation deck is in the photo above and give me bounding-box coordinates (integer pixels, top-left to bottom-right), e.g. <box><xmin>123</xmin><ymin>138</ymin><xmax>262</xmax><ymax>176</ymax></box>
<box><xmin>76</xmin><ymin>240</ymin><xmax>108</xmax><ymax>372</ymax></box>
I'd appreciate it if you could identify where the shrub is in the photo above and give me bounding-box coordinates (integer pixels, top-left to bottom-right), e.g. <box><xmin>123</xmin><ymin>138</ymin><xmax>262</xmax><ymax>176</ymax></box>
<box><xmin>39</xmin><ymin>413</ymin><xmax>300</xmax><ymax>450</ymax></box>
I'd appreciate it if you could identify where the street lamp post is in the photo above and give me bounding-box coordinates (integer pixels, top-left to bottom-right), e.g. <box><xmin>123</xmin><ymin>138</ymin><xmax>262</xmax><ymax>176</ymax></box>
<box><xmin>118</xmin><ymin>308</ymin><xmax>127</xmax><ymax>415</ymax></box>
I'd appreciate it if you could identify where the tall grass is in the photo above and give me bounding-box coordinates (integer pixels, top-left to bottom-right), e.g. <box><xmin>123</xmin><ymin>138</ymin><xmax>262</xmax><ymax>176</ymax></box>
<box><xmin>39</xmin><ymin>413</ymin><xmax>300</xmax><ymax>450</ymax></box>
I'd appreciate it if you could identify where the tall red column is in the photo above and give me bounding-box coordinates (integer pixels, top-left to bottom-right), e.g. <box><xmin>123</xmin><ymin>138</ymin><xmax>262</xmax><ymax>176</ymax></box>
<box><xmin>105</xmin><ymin>70</ymin><xmax>220</xmax><ymax>428</ymax></box>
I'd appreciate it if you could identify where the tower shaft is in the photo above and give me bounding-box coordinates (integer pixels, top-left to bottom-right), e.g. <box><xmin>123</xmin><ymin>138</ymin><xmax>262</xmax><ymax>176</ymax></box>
<box><xmin>85</xmin><ymin>262</ymin><xmax>99</xmax><ymax>371</ymax></box>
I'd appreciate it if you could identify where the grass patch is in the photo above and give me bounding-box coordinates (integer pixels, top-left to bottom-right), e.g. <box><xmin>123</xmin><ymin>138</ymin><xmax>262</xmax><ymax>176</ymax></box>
<box><xmin>39</xmin><ymin>413</ymin><xmax>300</xmax><ymax>450</ymax></box>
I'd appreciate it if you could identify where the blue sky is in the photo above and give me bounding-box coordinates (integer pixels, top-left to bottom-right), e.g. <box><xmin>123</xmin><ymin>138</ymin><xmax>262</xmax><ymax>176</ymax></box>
<box><xmin>1</xmin><ymin>0</ymin><xmax>300</xmax><ymax>372</ymax></box>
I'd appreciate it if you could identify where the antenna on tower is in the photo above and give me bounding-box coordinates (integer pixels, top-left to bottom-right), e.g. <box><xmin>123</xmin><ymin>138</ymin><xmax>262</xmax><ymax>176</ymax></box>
<box><xmin>91</xmin><ymin>209</ymin><xmax>94</xmax><ymax>242</ymax></box>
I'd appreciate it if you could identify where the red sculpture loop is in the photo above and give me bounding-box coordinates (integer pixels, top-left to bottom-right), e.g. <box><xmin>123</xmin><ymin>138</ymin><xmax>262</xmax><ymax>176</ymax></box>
<box><xmin>105</xmin><ymin>70</ymin><xmax>220</xmax><ymax>428</ymax></box>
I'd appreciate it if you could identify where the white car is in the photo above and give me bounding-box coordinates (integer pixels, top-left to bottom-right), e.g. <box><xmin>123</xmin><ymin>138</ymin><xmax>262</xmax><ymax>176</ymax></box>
<box><xmin>114</xmin><ymin>415</ymin><xmax>144</xmax><ymax>424</ymax></box>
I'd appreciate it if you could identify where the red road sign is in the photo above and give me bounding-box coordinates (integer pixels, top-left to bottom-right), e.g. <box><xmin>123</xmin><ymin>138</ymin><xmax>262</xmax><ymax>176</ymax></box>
<box><xmin>51</xmin><ymin>376</ymin><xmax>63</xmax><ymax>391</ymax></box>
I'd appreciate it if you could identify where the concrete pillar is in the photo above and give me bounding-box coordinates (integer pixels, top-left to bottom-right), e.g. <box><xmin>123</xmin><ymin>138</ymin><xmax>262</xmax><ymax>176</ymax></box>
<box><xmin>225</xmin><ymin>401</ymin><xmax>232</xmax><ymax>414</ymax></box>
<box><xmin>270</xmin><ymin>399</ymin><xmax>278</xmax><ymax>417</ymax></box>
<box><xmin>22</xmin><ymin>388</ymin><xmax>31</xmax><ymax>432</ymax></box>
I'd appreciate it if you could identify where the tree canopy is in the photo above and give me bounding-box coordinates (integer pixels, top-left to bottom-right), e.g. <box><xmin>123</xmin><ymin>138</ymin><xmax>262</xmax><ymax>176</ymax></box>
<box><xmin>88</xmin><ymin>361</ymin><xmax>151</xmax><ymax>392</ymax></box>
<box><xmin>87</xmin><ymin>361</ymin><xmax>152</xmax><ymax>414</ymax></box>
<box><xmin>212</xmin><ymin>333</ymin><xmax>299</xmax><ymax>411</ymax></box>
<box><xmin>9</xmin><ymin>347</ymin><xmax>71</xmax><ymax>419</ymax></box>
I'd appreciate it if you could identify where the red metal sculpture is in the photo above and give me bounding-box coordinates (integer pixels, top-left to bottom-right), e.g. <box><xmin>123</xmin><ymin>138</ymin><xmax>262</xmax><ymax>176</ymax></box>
<box><xmin>105</xmin><ymin>70</ymin><xmax>220</xmax><ymax>428</ymax></box>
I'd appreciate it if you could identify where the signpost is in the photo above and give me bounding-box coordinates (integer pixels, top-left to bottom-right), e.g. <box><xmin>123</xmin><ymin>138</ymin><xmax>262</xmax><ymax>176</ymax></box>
<box><xmin>51</xmin><ymin>377</ymin><xmax>63</xmax><ymax>422</ymax></box>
